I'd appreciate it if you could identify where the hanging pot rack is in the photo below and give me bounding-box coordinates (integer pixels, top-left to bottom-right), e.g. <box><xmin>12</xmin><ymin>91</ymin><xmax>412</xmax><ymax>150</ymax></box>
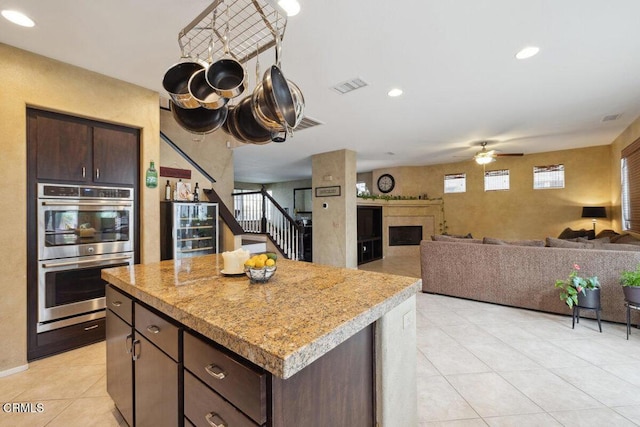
<box><xmin>178</xmin><ymin>0</ymin><xmax>287</xmax><ymax>65</ymax></box>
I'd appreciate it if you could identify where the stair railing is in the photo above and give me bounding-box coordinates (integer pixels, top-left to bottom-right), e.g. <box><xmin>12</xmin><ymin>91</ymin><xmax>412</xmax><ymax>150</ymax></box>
<box><xmin>233</xmin><ymin>188</ymin><xmax>304</xmax><ymax>260</ymax></box>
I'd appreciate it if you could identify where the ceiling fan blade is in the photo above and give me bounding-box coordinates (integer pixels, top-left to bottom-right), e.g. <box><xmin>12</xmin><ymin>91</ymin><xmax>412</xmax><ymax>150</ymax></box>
<box><xmin>495</xmin><ymin>153</ymin><xmax>524</xmax><ymax>157</ymax></box>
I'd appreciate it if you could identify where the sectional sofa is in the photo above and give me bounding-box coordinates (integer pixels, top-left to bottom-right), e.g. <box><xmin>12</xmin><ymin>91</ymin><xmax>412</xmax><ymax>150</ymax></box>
<box><xmin>420</xmin><ymin>236</ymin><xmax>640</xmax><ymax>324</ymax></box>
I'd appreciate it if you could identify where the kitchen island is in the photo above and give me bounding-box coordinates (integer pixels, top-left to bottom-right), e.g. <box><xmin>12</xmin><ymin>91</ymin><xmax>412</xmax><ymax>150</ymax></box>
<box><xmin>102</xmin><ymin>254</ymin><xmax>419</xmax><ymax>426</ymax></box>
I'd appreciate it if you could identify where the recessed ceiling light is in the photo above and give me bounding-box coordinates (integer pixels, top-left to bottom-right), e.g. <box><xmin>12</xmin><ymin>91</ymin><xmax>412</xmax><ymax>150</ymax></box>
<box><xmin>1</xmin><ymin>10</ymin><xmax>35</xmax><ymax>27</ymax></box>
<box><xmin>388</xmin><ymin>88</ymin><xmax>403</xmax><ymax>97</ymax></box>
<box><xmin>277</xmin><ymin>0</ymin><xmax>301</xmax><ymax>16</ymax></box>
<box><xmin>515</xmin><ymin>46</ymin><xmax>539</xmax><ymax>60</ymax></box>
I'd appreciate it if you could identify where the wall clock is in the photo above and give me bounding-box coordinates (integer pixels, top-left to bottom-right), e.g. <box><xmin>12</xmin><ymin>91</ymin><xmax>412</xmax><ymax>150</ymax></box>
<box><xmin>377</xmin><ymin>174</ymin><xmax>395</xmax><ymax>193</ymax></box>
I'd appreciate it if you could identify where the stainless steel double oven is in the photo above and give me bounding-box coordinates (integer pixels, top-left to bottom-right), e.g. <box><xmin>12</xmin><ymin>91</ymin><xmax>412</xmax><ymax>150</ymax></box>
<box><xmin>37</xmin><ymin>183</ymin><xmax>134</xmax><ymax>332</ymax></box>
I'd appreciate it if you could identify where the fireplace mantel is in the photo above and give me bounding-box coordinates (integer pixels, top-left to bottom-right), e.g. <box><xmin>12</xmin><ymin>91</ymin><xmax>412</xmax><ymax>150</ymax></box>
<box><xmin>357</xmin><ymin>198</ymin><xmax>444</xmax><ymax>258</ymax></box>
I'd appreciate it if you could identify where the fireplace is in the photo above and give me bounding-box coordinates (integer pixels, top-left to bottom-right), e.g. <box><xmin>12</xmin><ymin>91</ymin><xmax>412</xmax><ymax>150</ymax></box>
<box><xmin>389</xmin><ymin>226</ymin><xmax>423</xmax><ymax>246</ymax></box>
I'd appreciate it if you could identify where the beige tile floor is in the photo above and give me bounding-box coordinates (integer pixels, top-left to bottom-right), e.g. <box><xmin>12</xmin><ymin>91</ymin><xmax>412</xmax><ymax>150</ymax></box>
<box><xmin>3</xmin><ymin>255</ymin><xmax>640</xmax><ymax>426</ymax></box>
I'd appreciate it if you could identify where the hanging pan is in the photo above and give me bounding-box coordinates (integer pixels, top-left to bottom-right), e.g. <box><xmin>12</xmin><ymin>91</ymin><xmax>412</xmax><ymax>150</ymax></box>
<box><xmin>170</xmin><ymin>101</ymin><xmax>228</xmax><ymax>134</ymax></box>
<box><xmin>188</xmin><ymin>10</ymin><xmax>228</xmax><ymax>110</ymax></box>
<box><xmin>206</xmin><ymin>5</ymin><xmax>246</xmax><ymax>99</ymax></box>
<box><xmin>163</xmin><ymin>38</ymin><xmax>206</xmax><ymax>109</ymax></box>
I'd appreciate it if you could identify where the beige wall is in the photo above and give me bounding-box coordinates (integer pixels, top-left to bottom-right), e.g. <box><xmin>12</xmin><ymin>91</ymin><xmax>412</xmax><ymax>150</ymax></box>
<box><xmin>372</xmin><ymin>145</ymin><xmax>613</xmax><ymax>240</ymax></box>
<box><xmin>312</xmin><ymin>149</ymin><xmax>358</xmax><ymax>268</ymax></box>
<box><xmin>0</xmin><ymin>43</ymin><xmax>159</xmax><ymax>372</ymax></box>
<box><xmin>159</xmin><ymin>108</ymin><xmax>236</xmax><ymax>252</ymax></box>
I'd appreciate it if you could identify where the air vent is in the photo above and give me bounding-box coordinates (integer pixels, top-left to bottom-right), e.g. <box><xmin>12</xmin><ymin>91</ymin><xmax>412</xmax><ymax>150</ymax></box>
<box><xmin>331</xmin><ymin>77</ymin><xmax>368</xmax><ymax>94</ymax></box>
<box><xmin>295</xmin><ymin>116</ymin><xmax>324</xmax><ymax>131</ymax></box>
<box><xmin>602</xmin><ymin>113</ymin><xmax>622</xmax><ymax>122</ymax></box>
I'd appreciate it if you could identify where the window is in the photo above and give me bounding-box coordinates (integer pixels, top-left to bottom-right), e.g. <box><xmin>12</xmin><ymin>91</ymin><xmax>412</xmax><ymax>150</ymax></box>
<box><xmin>484</xmin><ymin>169</ymin><xmax>509</xmax><ymax>191</ymax></box>
<box><xmin>444</xmin><ymin>173</ymin><xmax>466</xmax><ymax>193</ymax></box>
<box><xmin>533</xmin><ymin>164</ymin><xmax>565</xmax><ymax>189</ymax></box>
<box><xmin>621</xmin><ymin>136</ymin><xmax>640</xmax><ymax>232</ymax></box>
<box><xmin>356</xmin><ymin>182</ymin><xmax>368</xmax><ymax>195</ymax></box>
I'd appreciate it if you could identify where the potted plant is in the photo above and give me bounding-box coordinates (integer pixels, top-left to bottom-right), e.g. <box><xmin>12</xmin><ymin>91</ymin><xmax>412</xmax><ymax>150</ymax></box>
<box><xmin>621</xmin><ymin>263</ymin><xmax>640</xmax><ymax>304</ymax></box>
<box><xmin>555</xmin><ymin>263</ymin><xmax>601</xmax><ymax>309</ymax></box>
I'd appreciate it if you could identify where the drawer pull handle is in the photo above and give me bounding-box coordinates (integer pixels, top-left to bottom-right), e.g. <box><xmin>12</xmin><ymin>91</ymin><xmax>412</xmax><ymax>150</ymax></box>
<box><xmin>132</xmin><ymin>339</ymin><xmax>141</xmax><ymax>361</ymax></box>
<box><xmin>146</xmin><ymin>325</ymin><xmax>160</xmax><ymax>334</ymax></box>
<box><xmin>204</xmin><ymin>364</ymin><xmax>226</xmax><ymax>380</ymax></box>
<box><xmin>111</xmin><ymin>300</ymin><xmax>122</xmax><ymax>307</ymax></box>
<box><xmin>84</xmin><ymin>324</ymin><xmax>99</xmax><ymax>331</ymax></box>
<box><xmin>205</xmin><ymin>412</ymin><xmax>227</xmax><ymax>427</ymax></box>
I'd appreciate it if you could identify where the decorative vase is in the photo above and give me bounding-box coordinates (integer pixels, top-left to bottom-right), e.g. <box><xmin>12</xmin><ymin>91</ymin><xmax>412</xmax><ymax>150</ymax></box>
<box><xmin>623</xmin><ymin>286</ymin><xmax>640</xmax><ymax>305</ymax></box>
<box><xmin>577</xmin><ymin>288</ymin><xmax>601</xmax><ymax>309</ymax></box>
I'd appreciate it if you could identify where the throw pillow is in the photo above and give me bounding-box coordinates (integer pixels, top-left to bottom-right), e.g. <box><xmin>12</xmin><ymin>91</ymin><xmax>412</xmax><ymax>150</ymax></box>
<box><xmin>546</xmin><ymin>237</ymin><xmax>594</xmax><ymax>249</ymax></box>
<box><xmin>557</xmin><ymin>227</ymin><xmax>595</xmax><ymax>240</ymax></box>
<box><xmin>577</xmin><ymin>236</ymin><xmax>611</xmax><ymax>245</ymax></box>
<box><xmin>596</xmin><ymin>229</ymin><xmax>620</xmax><ymax>239</ymax></box>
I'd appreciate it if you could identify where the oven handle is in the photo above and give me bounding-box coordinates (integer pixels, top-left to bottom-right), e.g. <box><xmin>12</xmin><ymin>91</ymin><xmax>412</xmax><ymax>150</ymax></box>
<box><xmin>41</xmin><ymin>201</ymin><xmax>132</xmax><ymax>207</ymax></box>
<box><xmin>42</xmin><ymin>255</ymin><xmax>133</xmax><ymax>269</ymax></box>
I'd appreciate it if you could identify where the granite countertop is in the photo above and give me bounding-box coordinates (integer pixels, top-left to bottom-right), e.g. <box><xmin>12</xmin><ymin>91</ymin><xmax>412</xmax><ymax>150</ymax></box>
<box><xmin>102</xmin><ymin>255</ymin><xmax>420</xmax><ymax>379</ymax></box>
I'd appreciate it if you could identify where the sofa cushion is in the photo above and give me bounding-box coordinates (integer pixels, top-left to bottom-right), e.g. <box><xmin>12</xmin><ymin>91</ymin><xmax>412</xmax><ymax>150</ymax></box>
<box><xmin>546</xmin><ymin>237</ymin><xmax>594</xmax><ymax>249</ymax></box>
<box><xmin>557</xmin><ymin>227</ymin><xmax>595</xmax><ymax>240</ymax></box>
<box><xmin>600</xmin><ymin>243</ymin><xmax>640</xmax><ymax>252</ymax></box>
<box><xmin>611</xmin><ymin>234</ymin><xmax>640</xmax><ymax>245</ymax></box>
<box><xmin>432</xmin><ymin>234</ymin><xmax>483</xmax><ymax>244</ymax></box>
<box><xmin>483</xmin><ymin>237</ymin><xmax>545</xmax><ymax>247</ymax></box>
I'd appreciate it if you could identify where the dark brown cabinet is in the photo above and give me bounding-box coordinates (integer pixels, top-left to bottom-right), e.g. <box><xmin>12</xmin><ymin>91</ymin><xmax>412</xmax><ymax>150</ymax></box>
<box><xmin>106</xmin><ymin>286</ymin><xmax>181</xmax><ymax>427</ymax></box>
<box><xmin>134</xmin><ymin>334</ymin><xmax>180</xmax><ymax>427</ymax></box>
<box><xmin>106</xmin><ymin>310</ymin><xmax>134</xmax><ymax>426</ymax></box>
<box><xmin>357</xmin><ymin>206</ymin><xmax>383</xmax><ymax>265</ymax></box>
<box><xmin>29</xmin><ymin>108</ymin><xmax>139</xmax><ymax>186</ymax></box>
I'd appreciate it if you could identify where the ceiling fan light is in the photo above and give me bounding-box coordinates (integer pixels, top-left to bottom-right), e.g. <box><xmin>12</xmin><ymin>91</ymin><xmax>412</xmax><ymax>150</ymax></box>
<box><xmin>475</xmin><ymin>156</ymin><xmax>495</xmax><ymax>165</ymax></box>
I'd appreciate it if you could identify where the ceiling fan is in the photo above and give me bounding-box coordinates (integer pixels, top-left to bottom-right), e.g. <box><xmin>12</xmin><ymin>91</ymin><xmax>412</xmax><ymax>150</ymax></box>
<box><xmin>473</xmin><ymin>141</ymin><xmax>524</xmax><ymax>165</ymax></box>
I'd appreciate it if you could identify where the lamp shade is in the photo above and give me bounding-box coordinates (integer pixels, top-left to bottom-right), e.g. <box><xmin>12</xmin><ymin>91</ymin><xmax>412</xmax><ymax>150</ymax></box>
<box><xmin>581</xmin><ymin>206</ymin><xmax>607</xmax><ymax>218</ymax></box>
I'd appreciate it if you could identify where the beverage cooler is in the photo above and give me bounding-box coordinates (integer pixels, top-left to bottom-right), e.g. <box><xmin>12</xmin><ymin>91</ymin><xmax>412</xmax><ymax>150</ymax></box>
<box><xmin>160</xmin><ymin>202</ymin><xmax>219</xmax><ymax>260</ymax></box>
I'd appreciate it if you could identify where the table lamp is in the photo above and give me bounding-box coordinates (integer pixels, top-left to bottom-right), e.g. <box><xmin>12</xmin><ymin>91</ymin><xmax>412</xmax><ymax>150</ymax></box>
<box><xmin>581</xmin><ymin>206</ymin><xmax>607</xmax><ymax>233</ymax></box>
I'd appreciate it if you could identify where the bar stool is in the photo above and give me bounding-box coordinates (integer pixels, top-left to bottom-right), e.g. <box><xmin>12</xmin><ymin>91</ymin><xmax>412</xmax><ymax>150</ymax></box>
<box><xmin>625</xmin><ymin>300</ymin><xmax>640</xmax><ymax>339</ymax></box>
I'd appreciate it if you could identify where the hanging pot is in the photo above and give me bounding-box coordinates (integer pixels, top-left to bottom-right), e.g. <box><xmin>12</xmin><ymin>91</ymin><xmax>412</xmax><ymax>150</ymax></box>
<box><xmin>163</xmin><ymin>58</ymin><xmax>205</xmax><ymax>109</ymax></box>
<box><xmin>206</xmin><ymin>9</ymin><xmax>245</xmax><ymax>99</ymax></box>
<box><xmin>224</xmin><ymin>105</ymin><xmax>248</xmax><ymax>143</ymax></box>
<box><xmin>170</xmin><ymin>101</ymin><xmax>228</xmax><ymax>134</ymax></box>
<box><xmin>235</xmin><ymin>96</ymin><xmax>271</xmax><ymax>144</ymax></box>
<box><xmin>189</xmin><ymin>68</ymin><xmax>228</xmax><ymax>110</ymax></box>
<box><xmin>188</xmin><ymin>11</ymin><xmax>228</xmax><ymax>110</ymax></box>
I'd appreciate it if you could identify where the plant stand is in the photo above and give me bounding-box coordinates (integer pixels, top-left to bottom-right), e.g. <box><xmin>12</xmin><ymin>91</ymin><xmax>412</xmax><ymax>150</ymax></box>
<box><xmin>625</xmin><ymin>301</ymin><xmax>640</xmax><ymax>340</ymax></box>
<box><xmin>573</xmin><ymin>288</ymin><xmax>602</xmax><ymax>333</ymax></box>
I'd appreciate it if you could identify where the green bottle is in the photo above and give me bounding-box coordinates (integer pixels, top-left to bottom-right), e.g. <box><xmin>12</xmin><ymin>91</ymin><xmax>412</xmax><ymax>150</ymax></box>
<box><xmin>145</xmin><ymin>161</ymin><xmax>158</xmax><ymax>188</ymax></box>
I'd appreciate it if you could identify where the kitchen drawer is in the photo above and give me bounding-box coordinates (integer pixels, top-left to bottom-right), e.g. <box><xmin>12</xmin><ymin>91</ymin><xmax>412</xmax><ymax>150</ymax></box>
<box><xmin>184</xmin><ymin>331</ymin><xmax>266</xmax><ymax>425</ymax></box>
<box><xmin>106</xmin><ymin>286</ymin><xmax>132</xmax><ymax>325</ymax></box>
<box><xmin>184</xmin><ymin>370</ymin><xmax>258</xmax><ymax>427</ymax></box>
<box><xmin>134</xmin><ymin>303</ymin><xmax>180</xmax><ymax>362</ymax></box>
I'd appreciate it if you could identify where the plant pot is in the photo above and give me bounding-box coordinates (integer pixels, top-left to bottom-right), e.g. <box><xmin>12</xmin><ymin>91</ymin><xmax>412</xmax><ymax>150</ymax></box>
<box><xmin>577</xmin><ymin>288</ymin><xmax>601</xmax><ymax>309</ymax></box>
<box><xmin>623</xmin><ymin>286</ymin><xmax>640</xmax><ymax>304</ymax></box>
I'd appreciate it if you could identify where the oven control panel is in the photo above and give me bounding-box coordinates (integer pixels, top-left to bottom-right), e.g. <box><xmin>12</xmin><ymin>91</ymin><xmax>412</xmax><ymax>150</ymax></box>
<box><xmin>39</xmin><ymin>184</ymin><xmax>132</xmax><ymax>200</ymax></box>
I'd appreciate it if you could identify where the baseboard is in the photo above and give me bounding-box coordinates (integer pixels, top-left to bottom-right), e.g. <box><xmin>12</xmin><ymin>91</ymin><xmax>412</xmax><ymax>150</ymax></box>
<box><xmin>0</xmin><ymin>363</ymin><xmax>28</xmax><ymax>378</ymax></box>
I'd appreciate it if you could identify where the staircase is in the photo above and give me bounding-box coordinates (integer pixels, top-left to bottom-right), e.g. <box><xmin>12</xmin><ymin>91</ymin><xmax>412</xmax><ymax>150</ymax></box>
<box><xmin>233</xmin><ymin>188</ymin><xmax>304</xmax><ymax>260</ymax></box>
<box><xmin>161</xmin><ymin>130</ymin><xmax>304</xmax><ymax>260</ymax></box>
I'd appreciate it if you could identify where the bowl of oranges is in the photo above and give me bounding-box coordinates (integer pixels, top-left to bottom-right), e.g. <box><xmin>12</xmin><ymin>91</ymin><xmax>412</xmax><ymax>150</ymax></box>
<box><xmin>244</xmin><ymin>252</ymin><xmax>277</xmax><ymax>283</ymax></box>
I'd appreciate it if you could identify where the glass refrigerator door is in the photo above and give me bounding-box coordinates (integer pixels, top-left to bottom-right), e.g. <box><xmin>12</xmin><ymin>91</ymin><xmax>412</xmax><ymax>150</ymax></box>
<box><xmin>173</xmin><ymin>203</ymin><xmax>218</xmax><ymax>258</ymax></box>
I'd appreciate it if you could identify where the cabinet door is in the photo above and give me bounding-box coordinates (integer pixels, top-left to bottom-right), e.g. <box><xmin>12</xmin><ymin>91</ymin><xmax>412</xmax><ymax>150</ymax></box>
<box><xmin>106</xmin><ymin>310</ymin><xmax>134</xmax><ymax>427</ymax></box>
<box><xmin>134</xmin><ymin>334</ymin><xmax>180</xmax><ymax>427</ymax></box>
<box><xmin>93</xmin><ymin>126</ymin><xmax>138</xmax><ymax>185</ymax></box>
<box><xmin>35</xmin><ymin>114</ymin><xmax>91</xmax><ymax>182</ymax></box>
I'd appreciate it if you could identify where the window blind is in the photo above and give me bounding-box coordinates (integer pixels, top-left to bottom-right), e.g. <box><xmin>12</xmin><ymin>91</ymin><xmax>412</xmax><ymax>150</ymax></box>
<box><xmin>621</xmin><ymin>136</ymin><xmax>640</xmax><ymax>232</ymax></box>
